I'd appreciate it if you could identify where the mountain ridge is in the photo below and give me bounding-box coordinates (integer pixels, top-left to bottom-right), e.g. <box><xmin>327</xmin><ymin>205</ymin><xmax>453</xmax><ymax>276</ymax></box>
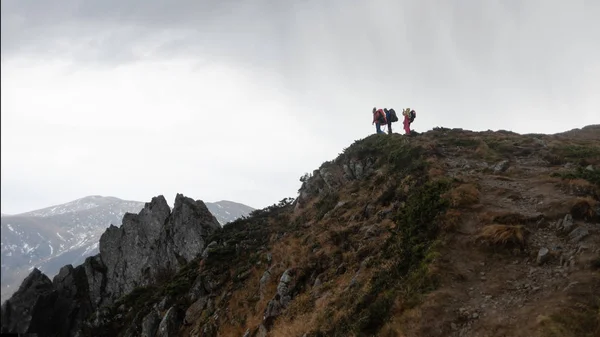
<box><xmin>2</xmin><ymin>125</ymin><xmax>599</xmax><ymax>337</ymax></box>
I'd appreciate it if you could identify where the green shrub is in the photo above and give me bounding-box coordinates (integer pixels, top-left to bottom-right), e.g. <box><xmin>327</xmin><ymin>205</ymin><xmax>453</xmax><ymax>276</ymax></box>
<box><xmin>325</xmin><ymin>179</ymin><xmax>452</xmax><ymax>336</ymax></box>
<box><xmin>314</xmin><ymin>191</ymin><xmax>340</xmax><ymax>220</ymax></box>
<box><xmin>555</xmin><ymin>145</ymin><xmax>600</xmax><ymax>159</ymax></box>
<box><xmin>552</xmin><ymin>167</ymin><xmax>600</xmax><ymax>187</ymax></box>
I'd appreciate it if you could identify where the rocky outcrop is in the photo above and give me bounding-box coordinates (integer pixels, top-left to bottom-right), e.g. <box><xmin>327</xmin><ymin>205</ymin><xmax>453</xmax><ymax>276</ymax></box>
<box><xmin>156</xmin><ymin>306</ymin><xmax>184</xmax><ymax>337</ymax></box>
<box><xmin>0</xmin><ymin>268</ymin><xmax>53</xmax><ymax>334</ymax></box>
<box><xmin>262</xmin><ymin>268</ymin><xmax>298</xmax><ymax>331</ymax></box>
<box><xmin>101</xmin><ymin>194</ymin><xmax>220</xmax><ymax>303</ymax></box>
<box><xmin>342</xmin><ymin>158</ymin><xmax>375</xmax><ymax>180</ymax></box>
<box><xmin>296</xmin><ymin>158</ymin><xmax>375</xmax><ymax>211</ymax></box>
<box><xmin>1</xmin><ymin>194</ymin><xmax>221</xmax><ymax>336</ymax></box>
<box><xmin>1</xmin><ymin>264</ymin><xmax>96</xmax><ymax>336</ymax></box>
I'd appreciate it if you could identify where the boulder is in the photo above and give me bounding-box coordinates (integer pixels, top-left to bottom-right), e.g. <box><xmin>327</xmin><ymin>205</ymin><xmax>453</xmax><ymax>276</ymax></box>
<box><xmin>536</xmin><ymin>247</ymin><xmax>550</xmax><ymax>265</ymax></box>
<box><xmin>156</xmin><ymin>306</ymin><xmax>184</xmax><ymax>337</ymax></box>
<box><xmin>141</xmin><ymin>309</ymin><xmax>161</xmax><ymax>337</ymax></box>
<box><xmin>263</xmin><ymin>268</ymin><xmax>297</xmax><ymax>328</ymax></box>
<box><xmin>569</xmin><ymin>227</ymin><xmax>590</xmax><ymax>243</ymax></box>
<box><xmin>493</xmin><ymin>160</ymin><xmax>510</xmax><ymax>173</ymax></box>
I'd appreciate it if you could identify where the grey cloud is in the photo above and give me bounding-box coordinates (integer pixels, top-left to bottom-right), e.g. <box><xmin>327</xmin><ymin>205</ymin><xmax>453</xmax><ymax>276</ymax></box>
<box><xmin>2</xmin><ymin>0</ymin><xmax>598</xmax><ymax>120</ymax></box>
<box><xmin>1</xmin><ymin>0</ymin><xmax>288</xmax><ymax>67</ymax></box>
<box><xmin>4</xmin><ymin>0</ymin><xmax>598</xmax><ymax>92</ymax></box>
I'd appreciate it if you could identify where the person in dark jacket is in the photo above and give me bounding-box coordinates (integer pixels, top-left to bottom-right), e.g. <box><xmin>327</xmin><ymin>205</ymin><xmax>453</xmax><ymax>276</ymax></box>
<box><xmin>384</xmin><ymin>108</ymin><xmax>392</xmax><ymax>134</ymax></box>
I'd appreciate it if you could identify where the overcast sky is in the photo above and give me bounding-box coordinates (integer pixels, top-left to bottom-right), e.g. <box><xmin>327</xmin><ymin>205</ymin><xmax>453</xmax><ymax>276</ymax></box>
<box><xmin>1</xmin><ymin>0</ymin><xmax>599</xmax><ymax>214</ymax></box>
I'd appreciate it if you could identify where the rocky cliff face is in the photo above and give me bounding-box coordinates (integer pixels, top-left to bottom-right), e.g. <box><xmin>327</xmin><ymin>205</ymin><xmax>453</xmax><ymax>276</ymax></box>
<box><xmin>1</xmin><ymin>196</ymin><xmax>254</xmax><ymax>303</ymax></box>
<box><xmin>1</xmin><ymin>193</ymin><xmax>220</xmax><ymax>336</ymax></box>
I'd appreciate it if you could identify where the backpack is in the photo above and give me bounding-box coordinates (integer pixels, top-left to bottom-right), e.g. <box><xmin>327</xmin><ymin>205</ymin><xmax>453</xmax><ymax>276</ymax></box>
<box><xmin>377</xmin><ymin>109</ymin><xmax>386</xmax><ymax>124</ymax></box>
<box><xmin>388</xmin><ymin>109</ymin><xmax>398</xmax><ymax>123</ymax></box>
<box><xmin>409</xmin><ymin>110</ymin><xmax>416</xmax><ymax>123</ymax></box>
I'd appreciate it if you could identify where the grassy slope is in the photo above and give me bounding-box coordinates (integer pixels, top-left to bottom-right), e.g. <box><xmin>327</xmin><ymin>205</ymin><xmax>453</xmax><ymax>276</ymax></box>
<box><xmin>85</xmin><ymin>125</ymin><xmax>600</xmax><ymax>337</ymax></box>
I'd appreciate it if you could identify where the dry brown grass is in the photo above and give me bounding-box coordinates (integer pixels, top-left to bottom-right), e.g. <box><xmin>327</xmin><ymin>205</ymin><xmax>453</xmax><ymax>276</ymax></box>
<box><xmin>428</xmin><ymin>166</ymin><xmax>445</xmax><ymax>179</ymax></box>
<box><xmin>216</xmin><ymin>235</ymin><xmax>308</xmax><ymax>335</ymax></box>
<box><xmin>446</xmin><ymin>183</ymin><xmax>481</xmax><ymax>208</ymax></box>
<box><xmin>569</xmin><ymin>197</ymin><xmax>600</xmax><ymax>221</ymax></box>
<box><xmin>557</xmin><ymin>178</ymin><xmax>600</xmax><ymax>198</ymax></box>
<box><xmin>473</xmin><ymin>224</ymin><xmax>529</xmax><ymax>251</ymax></box>
<box><xmin>534</xmin><ymin>276</ymin><xmax>600</xmax><ymax>337</ymax></box>
<box><xmin>268</xmin><ymin>314</ymin><xmax>313</xmax><ymax>337</ymax></box>
<box><xmin>440</xmin><ymin>209</ymin><xmax>462</xmax><ymax>232</ymax></box>
<box><xmin>271</xmin><ymin>236</ymin><xmax>309</xmax><ymax>267</ymax></box>
<box><xmin>474</xmin><ymin>140</ymin><xmax>498</xmax><ymax>160</ymax></box>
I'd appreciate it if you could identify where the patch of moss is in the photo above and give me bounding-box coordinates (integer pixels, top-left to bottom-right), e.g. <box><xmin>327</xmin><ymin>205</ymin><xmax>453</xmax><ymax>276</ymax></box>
<box><xmin>388</xmin><ymin>145</ymin><xmax>425</xmax><ymax>174</ymax></box>
<box><xmin>555</xmin><ymin>144</ymin><xmax>600</xmax><ymax>160</ymax></box>
<box><xmin>314</xmin><ymin>191</ymin><xmax>340</xmax><ymax>220</ymax></box>
<box><xmin>377</xmin><ymin>183</ymin><xmax>399</xmax><ymax>205</ymax></box>
<box><xmin>551</xmin><ymin>166</ymin><xmax>600</xmax><ymax>187</ymax></box>
<box><xmin>538</xmin><ymin>301</ymin><xmax>600</xmax><ymax>337</ymax></box>
<box><xmin>445</xmin><ymin>138</ymin><xmax>480</xmax><ymax>148</ymax></box>
<box><xmin>325</xmin><ymin>179</ymin><xmax>452</xmax><ymax>336</ymax></box>
<box><xmin>120</xmin><ymin>285</ymin><xmax>159</xmax><ymax>308</ymax></box>
<box><xmin>485</xmin><ymin>139</ymin><xmax>517</xmax><ymax>156</ymax></box>
<box><xmin>339</xmin><ymin>135</ymin><xmax>424</xmax><ymax>174</ymax></box>
<box><xmin>355</xmin><ymin>289</ymin><xmax>395</xmax><ymax>333</ymax></box>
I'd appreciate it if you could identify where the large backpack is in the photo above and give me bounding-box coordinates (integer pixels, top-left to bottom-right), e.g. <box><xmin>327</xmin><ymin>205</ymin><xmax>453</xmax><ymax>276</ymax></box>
<box><xmin>388</xmin><ymin>109</ymin><xmax>398</xmax><ymax>123</ymax></box>
<box><xmin>377</xmin><ymin>109</ymin><xmax>386</xmax><ymax>124</ymax></box>
<box><xmin>409</xmin><ymin>110</ymin><xmax>416</xmax><ymax>123</ymax></box>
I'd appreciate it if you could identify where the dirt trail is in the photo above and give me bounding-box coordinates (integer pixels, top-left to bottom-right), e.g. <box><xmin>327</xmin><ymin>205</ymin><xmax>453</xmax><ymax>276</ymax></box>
<box><xmin>420</xmin><ymin>138</ymin><xmax>600</xmax><ymax>337</ymax></box>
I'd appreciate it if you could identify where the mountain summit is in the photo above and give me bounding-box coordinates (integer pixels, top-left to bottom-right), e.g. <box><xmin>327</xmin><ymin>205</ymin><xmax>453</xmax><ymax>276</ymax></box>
<box><xmin>2</xmin><ymin>125</ymin><xmax>599</xmax><ymax>337</ymax></box>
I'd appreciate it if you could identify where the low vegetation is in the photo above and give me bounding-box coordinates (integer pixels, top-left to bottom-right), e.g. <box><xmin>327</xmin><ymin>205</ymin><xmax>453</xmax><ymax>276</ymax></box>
<box><xmin>473</xmin><ymin>224</ymin><xmax>529</xmax><ymax>251</ymax></box>
<box><xmin>552</xmin><ymin>166</ymin><xmax>600</xmax><ymax>187</ymax></box>
<box><xmin>81</xmin><ymin>125</ymin><xmax>600</xmax><ymax>337</ymax></box>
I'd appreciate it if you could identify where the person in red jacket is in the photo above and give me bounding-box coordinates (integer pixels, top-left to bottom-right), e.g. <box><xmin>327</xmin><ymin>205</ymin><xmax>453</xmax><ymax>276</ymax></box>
<box><xmin>372</xmin><ymin>107</ymin><xmax>387</xmax><ymax>134</ymax></box>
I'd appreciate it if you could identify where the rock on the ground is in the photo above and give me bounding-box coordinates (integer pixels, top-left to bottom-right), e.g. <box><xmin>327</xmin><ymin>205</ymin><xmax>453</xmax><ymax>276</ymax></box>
<box><xmin>260</xmin><ymin>266</ymin><xmax>275</xmax><ymax>300</ymax></box>
<box><xmin>537</xmin><ymin>247</ymin><xmax>550</xmax><ymax>265</ymax></box>
<box><xmin>493</xmin><ymin>160</ymin><xmax>510</xmax><ymax>173</ymax></box>
<box><xmin>156</xmin><ymin>306</ymin><xmax>183</xmax><ymax>337</ymax></box>
<box><xmin>141</xmin><ymin>309</ymin><xmax>161</xmax><ymax>337</ymax></box>
<box><xmin>557</xmin><ymin>214</ymin><xmax>575</xmax><ymax>234</ymax></box>
<box><xmin>263</xmin><ymin>268</ymin><xmax>297</xmax><ymax>328</ymax></box>
<box><xmin>569</xmin><ymin>227</ymin><xmax>590</xmax><ymax>243</ymax></box>
<box><xmin>184</xmin><ymin>296</ymin><xmax>208</xmax><ymax>325</ymax></box>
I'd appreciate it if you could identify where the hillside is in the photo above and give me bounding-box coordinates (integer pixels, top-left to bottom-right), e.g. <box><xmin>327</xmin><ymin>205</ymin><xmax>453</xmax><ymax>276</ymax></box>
<box><xmin>0</xmin><ymin>197</ymin><xmax>254</xmax><ymax>302</ymax></box>
<box><xmin>2</xmin><ymin>125</ymin><xmax>599</xmax><ymax>337</ymax></box>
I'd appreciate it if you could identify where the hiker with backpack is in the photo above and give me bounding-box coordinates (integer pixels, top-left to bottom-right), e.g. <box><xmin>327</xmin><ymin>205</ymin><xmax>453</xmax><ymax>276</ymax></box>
<box><xmin>402</xmin><ymin>108</ymin><xmax>416</xmax><ymax>135</ymax></box>
<box><xmin>384</xmin><ymin>108</ymin><xmax>399</xmax><ymax>134</ymax></box>
<box><xmin>372</xmin><ymin>107</ymin><xmax>387</xmax><ymax>134</ymax></box>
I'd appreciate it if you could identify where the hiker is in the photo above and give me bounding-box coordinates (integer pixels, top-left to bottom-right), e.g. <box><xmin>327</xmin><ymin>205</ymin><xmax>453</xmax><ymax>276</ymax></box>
<box><xmin>402</xmin><ymin>108</ymin><xmax>414</xmax><ymax>135</ymax></box>
<box><xmin>384</xmin><ymin>108</ymin><xmax>399</xmax><ymax>134</ymax></box>
<box><xmin>409</xmin><ymin>109</ymin><xmax>416</xmax><ymax>130</ymax></box>
<box><xmin>372</xmin><ymin>107</ymin><xmax>387</xmax><ymax>134</ymax></box>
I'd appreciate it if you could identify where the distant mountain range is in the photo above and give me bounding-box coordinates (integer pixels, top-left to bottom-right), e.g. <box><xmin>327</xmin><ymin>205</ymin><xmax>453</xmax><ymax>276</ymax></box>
<box><xmin>0</xmin><ymin>195</ymin><xmax>254</xmax><ymax>302</ymax></box>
